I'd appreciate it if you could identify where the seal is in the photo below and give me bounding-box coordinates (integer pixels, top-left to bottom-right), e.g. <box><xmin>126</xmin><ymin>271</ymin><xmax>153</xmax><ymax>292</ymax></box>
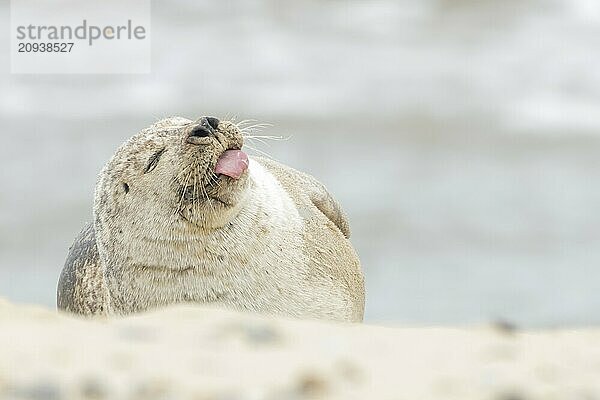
<box><xmin>57</xmin><ymin>116</ymin><xmax>365</xmax><ymax>322</ymax></box>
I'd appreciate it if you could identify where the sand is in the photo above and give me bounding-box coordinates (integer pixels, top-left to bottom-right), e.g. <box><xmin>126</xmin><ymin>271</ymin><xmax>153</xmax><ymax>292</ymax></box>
<box><xmin>0</xmin><ymin>298</ymin><xmax>599</xmax><ymax>400</ymax></box>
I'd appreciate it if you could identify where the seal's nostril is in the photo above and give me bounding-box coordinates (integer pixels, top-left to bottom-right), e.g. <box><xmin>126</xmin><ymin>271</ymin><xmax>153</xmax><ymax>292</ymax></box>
<box><xmin>188</xmin><ymin>117</ymin><xmax>219</xmax><ymax>142</ymax></box>
<box><xmin>189</xmin><ymin>125</ymin><xmax>212</xmax><ymax>138</ymax></box>
<box><xmin>205</xmin><ymin>117</ymin><xmax>220</xmax><ymax>130</ymax></box>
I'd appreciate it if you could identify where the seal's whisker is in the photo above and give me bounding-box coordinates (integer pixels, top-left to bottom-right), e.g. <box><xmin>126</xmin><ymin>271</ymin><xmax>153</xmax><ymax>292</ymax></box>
<box><xmin>191</xmin><ymin>167</ymin><xmax>200</xmax><ymax>212</ymax></box>
<box><xmin>173</xmin><ymin>165</ymin><xmax>194</xmax><ymax>200</ymax></box>
<box><xmin>235</xmin><ymin>119</ymin><xmax>260</xmax><ymax>127</ymax></box>
<box><xmin>193</xmin><ymin>173</ymin><xmax>199</xmax><ymax>213</ymax></box>
<box><xmin>179</xmin><ymin>165</ymin><xmax>192</xmax><ymax>190</ymax></box>
<box><xmin>244</xmin><ymin>137</ymin><xmax>273</xmax><ymax>149</ymax></box>
<box><xmin>238</xmin><ymin>124</ymin><xmax>265</xmax><ymax>131</ymax></box>
<box><xmin>200</xmin><ymin>177</ymin><xmax>215</xmax><ymax>218</ymax></box>
<box><xmin>177</xmin><ymin>166</ymin><xmax>194</xmax><ymax>211</ymax></box>
<box><xmin>243</xmin><ymin>144</ymin><xmax>278</xmax><ymax>161</ymax></box>
<box><xmin>239</xmin><ymin>123</ymin><xmax>273</xmax><ymax>132</ymax></box>
<box><xmin>236</xmin><ymin>122</ymin><xmax>273</xmax><ymax>134</ymax></box>
<box><xmin>193</xmin><ymin>164</ymin><xmax>212</xmax><ymax>216</ymax></box>
<box><xmin>174</xmin><ymin>160</ymin><xmax>195</xmax><ymax>179</ymax></box>
<box><xmin>242</xmin><ymin>135</ymin><xmax>287</xmax><ymax>140</ymax></box>
<box><xmin>181</xmin><ymin>171</ymin><xmax>193</xmax><ymax>210</ymax></box>
<box><xmin>209</xmin><ymin>173</ymin><xmax>223</xmax><ymax>190</ymax></box>
<box><xmin>174</xmin><ymin>166</ymin><xmax>190</xmax><ymax>183</ymax></box>
<box><xmin>242</xmin><ymin>122</ymin><xmax>272</xmax><ymax>128</ymax></box>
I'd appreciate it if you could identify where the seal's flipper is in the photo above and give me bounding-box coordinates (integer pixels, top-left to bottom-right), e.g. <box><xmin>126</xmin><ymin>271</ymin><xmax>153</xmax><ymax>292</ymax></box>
<box><xmin>309</xmin><ymin>186</ymin><xmax>351</xmax><ymax>239</ymax></box>
<box><xmin>57</xmin><ymin>223</ymin><xmax>108</xmax><ymax>315</ymax></box>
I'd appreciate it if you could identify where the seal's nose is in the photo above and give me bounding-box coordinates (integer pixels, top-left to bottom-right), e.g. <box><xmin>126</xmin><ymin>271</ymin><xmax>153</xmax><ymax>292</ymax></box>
<box><xmin>189</xmin><ymin>116</ymin><xmax>220</xmax><ymax>139</ymax></box>
<box><xmin>205</xmin><ymin>117</ymin><xmax>220</xmax><ymax>130</ymax></box>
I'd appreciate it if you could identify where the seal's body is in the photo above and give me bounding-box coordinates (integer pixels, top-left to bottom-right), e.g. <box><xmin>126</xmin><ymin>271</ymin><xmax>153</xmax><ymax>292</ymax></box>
<box><xmin>57</xmin><ymin>117</ymin><xmax>364</xmax><ymax>322</ymax></box>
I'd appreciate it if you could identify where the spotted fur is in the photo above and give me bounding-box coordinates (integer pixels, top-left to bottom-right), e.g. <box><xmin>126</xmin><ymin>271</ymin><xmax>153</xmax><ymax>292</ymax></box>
<box><xmin>57</xmin><ymin>117</ymin><xmax>364</xmax><ymax>322</ymax></box>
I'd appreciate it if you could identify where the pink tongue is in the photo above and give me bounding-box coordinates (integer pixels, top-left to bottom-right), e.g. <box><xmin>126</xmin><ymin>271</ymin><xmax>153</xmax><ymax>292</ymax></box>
<box><xmin>215</xmin><ymin>150</ymin><xmax>249</xmax><ymax>179</ymax></box>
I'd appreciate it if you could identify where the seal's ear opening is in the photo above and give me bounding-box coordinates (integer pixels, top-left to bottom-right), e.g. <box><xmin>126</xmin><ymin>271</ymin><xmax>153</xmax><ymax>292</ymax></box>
<box><xmin>123</xmin><ymin>183</ymin><xmax>130</xmax><ymax>194</ymax></box>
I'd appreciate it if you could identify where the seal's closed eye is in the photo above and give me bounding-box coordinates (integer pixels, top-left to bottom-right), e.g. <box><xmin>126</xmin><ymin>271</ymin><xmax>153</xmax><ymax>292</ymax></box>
<box><xmin>144</xmin><ymin>148</ymin><xmax>166</xmax><ymax>174</ymax></box>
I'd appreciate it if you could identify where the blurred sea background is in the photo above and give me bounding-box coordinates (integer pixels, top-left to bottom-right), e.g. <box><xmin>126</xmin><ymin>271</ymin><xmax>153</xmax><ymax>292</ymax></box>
<box><xmin>1</xmin><ymin>0</ymin><xmax>600</xmax><ymax>327</ymax></box>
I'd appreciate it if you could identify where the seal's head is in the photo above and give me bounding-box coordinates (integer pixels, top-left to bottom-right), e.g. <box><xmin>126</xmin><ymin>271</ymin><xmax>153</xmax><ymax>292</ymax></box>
<box><xmin>95</xmin><ymin>116</ymin><xmax>250</xmax><ymax>256</ymax></box>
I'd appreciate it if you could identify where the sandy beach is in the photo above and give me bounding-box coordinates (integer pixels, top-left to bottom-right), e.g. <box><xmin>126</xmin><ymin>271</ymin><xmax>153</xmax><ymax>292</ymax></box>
<box><xmin>1</xmin><ymin>298</ymin><xmax>599</xmax><ymax>399</ymax></box>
